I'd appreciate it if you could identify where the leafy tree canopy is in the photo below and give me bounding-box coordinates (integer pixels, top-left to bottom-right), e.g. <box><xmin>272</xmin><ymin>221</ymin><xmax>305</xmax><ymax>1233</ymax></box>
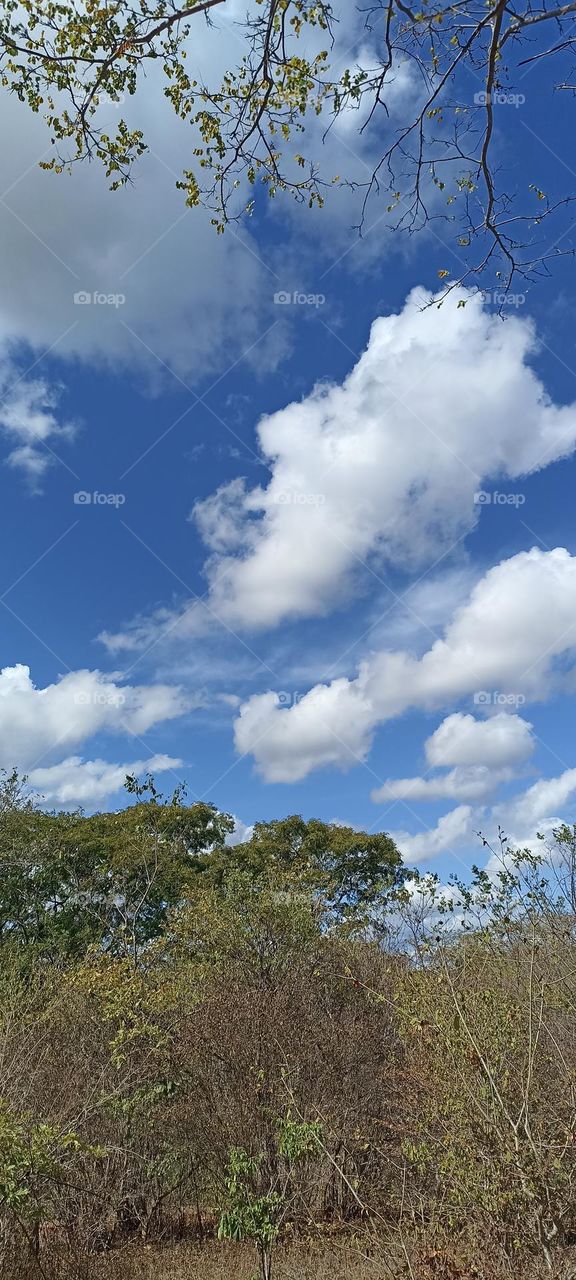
<box><xmin>0</xmin><ymin>769</ymin><xmax>234</xmax><ymax>958</ymax></box>
<box><xmin>0</xmin><ymin>773</ymin><xmax>402</xmax><ymax>958</ymax></box>
<box><xmin>201</xmin><ymin>814</ymin><xmax>405</xmax><ymax>919</ymax></box>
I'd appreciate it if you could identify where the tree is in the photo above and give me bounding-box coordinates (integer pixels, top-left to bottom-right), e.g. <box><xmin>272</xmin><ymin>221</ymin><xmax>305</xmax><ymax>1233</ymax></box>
<box><xmin>0</xmin><ymin>775</ymin><xmax>401</xmax><ymax>957</ymax></box>
<box><xmin>0</xmin><ymin>770</ymin><xmax>234</xmax><ymax>959</ymax></box>
<box><xmin>197</xmin><ymin>814</ymin><xmax>405</xmax><ymax>923</ymax></box>
<box><xmin>218</xmin><ymin>1117</ymin><xmax>322</xmax><ymax>1280</ymax></box>
<box><xmin>1</xmin><ymin>0</ymin><xmax>575</xmax><ymax>291</ymax></box>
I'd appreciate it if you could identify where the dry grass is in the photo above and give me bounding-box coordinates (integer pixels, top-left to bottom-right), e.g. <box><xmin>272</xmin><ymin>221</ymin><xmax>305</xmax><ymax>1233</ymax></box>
<box><xmin>93</xmin><ymin>1238</ymin><xmax>576</xmax><ymax>1280</ymax></box>
<box><xmin>7</xmin><ymin>1239</ymin><xmax>396</xmax><ymax>1280</ymax></box>
<box><xmin>97</xmin><ymin>1240</ymin><xmax>391</xmax><ymax>1280</ymax></box>
<box><xmin>9</xmin><ymin>1237</ymin><xmax>576</xmax><ymax>1280</ymax></box>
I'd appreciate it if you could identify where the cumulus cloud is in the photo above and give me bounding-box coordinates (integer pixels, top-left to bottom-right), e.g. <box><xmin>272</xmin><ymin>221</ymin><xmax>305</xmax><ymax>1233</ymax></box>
<box><xmin>494</xmin><ymin>769</ymin><xmax>576</xmax><ymax>844</ymax></box>
<box><xmin>425</xmin><ymin>712</ymin><xmax>534</xmax><ymax>768</ymax></box>
<box><xmin>0</xmin><ymin>663</ymin><xmax>188</xmax><ymax>769</ymax></box>
<box><xmin>234</xmin><ymin>547</ymin><xmax>576</xmax><ymax>782</ymax></box>
<box><xmin>385</xmin><ymin>766</ymin><xmax>576</xmax><ymax>873</ymax></box>
<box><xmin>28</xmin><ymin>753</ymin><xmax>183</xmax><ymax>807</ymax></box>
<box><xmin>371</xmin><ymin>712</ymin><xmax>535</xmax><ymax>804</ymax></box>
<box><xmin>390</xmin><ymin>805</ymin><xmax>475</xmax><ymax>865</ymax></box>
<box><xmin>187</xmin><ymin>289</ymin><xmax>576</xmax><ymax>627</ymax></box>
<box><xmin>373</xmin><ymin>766</ymin><xmax>515</xmax><ymax>805</ymax></box>
<box><xmin>104</xmin><ymin>286</ymin><xmax>576</xmax><ymax>652</ymax></box>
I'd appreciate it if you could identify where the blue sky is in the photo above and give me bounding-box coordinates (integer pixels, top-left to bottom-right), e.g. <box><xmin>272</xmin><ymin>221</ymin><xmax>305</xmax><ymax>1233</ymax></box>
<box><xmin>1</xmin><ymin>4</ymin><xmax>576</xmax><ymax>881</ymax></box>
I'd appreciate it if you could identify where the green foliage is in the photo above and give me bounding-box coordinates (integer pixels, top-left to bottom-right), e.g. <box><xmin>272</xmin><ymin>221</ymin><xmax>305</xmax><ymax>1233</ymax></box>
<box><xmin>0</xmin><ymin>769</ymin><xmax>234</xmax><ymax>959</ymax></box>
<box><xmin>218</xmin><ymin>1116</ymin><xmax>322</xmax><ymax>1279</ymax></box>
<box><xmin>0</xmin><ymin>0</ymin><xmax>333</xmax><ymax>213</ymax></box>
<box><xmin>0</xmin><ymin>773</ymin><xmax>403</xmax><ymax>969</ymax></box>
<box><xmin>165</xmin><ymin>867</ymin><xmax>327</xmax><ymax>986</ymax></box>
<box><xmin>218</xmin><ymin>1148</ymin><xmax>281</xmax><ymax>1248</ymax></box>
<box><xmin>200</xmin><ymin>814</ymin><xmax>405</xmax><ymax>922</ymax></box>
<box><xmin>0</xmin><ymin>1103</ymin><xmax>90</xmax><ymax>1218</ymax></box>
<box><xmin>276</xmin><ymin>1112</ymin><xmax>321</xmax><ymax>1160</ymax></box>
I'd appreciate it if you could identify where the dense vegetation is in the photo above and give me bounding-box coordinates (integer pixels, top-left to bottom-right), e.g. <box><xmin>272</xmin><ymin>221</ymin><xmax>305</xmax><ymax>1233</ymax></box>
<box><xmin>1</xmin><ymin>768</ymin><xmax>576</xmax><ymax>1279</ymax></box>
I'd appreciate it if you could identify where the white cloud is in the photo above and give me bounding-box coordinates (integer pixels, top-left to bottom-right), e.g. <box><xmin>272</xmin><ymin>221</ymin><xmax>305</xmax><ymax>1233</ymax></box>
<box><xmin>0</xmin><ymin>663</ymin><xmax>188</xmax><ymax>769</ymax></box>
<box><xmin>0</xmin><ymin>358</ymin><xmax>76</xmax><ymax>485</ymax></box>
<box><xmin>28</xmin><ymin>752</ymin><xmax>183</xmax><ymax>806</ymax></box>
<box><xmin>234</xmin><ymin>681</ymin><xmax>375</xmax><ymax>783</ymax></box>
<box><xmin>383</xmin><ymin>767</ymin><xmax>576</xmax><ymax>873</ymax></box>
<box><xmin>0</xmin><ymin>0</ymin><xmax>428</xmax><ymax>432</ymax></box>
<box><xmin>0</xmin><ymin>0</ymin><xmax>425</xmax><ymax>430</ymax></box>
<box><xmin>425</xmin><ymin>711</ymin><xmax>534</xmax><ymax>769</ymax></box>
<box><xmin>226</xmin><ymin>816</ymin><xmax>255</xmax><ymax>846</ymax></box>
<box><xmin>234</xmin><ymin>547</ymin><xmax>576</xmax><ymax>782</ymax></box>
<box><xmin>188</xmin><ymin>288</ymin><xmax>576</xmax><ymax>626</ymax></box>
<box><xmin>390</xmin><ymin>805</ymin><xmax>475</xmax><ymax>865</ymax></box>
<box><xmin>0</xmin><ymin>0</ymin><xmax>418</xmax><ymax>390</ymax></box>
<box><xmin>104</xmin><ymin>286</ymin><xmax>576</xmax><ymax>652</ymax></box>
<box><xmin>372</xmin><ymin>765</ymin><xmax>515</xmax><ymax>804</ymax></box>
<box><xmin>0</xmin><ymin>15</ymin><xmax>318</xmax><ymax>486</ymax></box>
<box><xmin>495</xmin><ymin>769</ymin><xmax>576</xmax><ymax>843</ymax></box>
<box><xmin>372</xmin><ymin>713</ymin><xmax>534</xmax><ymax>804</ymax></box>
<box><xmin>0</xmin><ymin>49</ymin><xmax>279</xmax><ymax>389</ymax></box>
